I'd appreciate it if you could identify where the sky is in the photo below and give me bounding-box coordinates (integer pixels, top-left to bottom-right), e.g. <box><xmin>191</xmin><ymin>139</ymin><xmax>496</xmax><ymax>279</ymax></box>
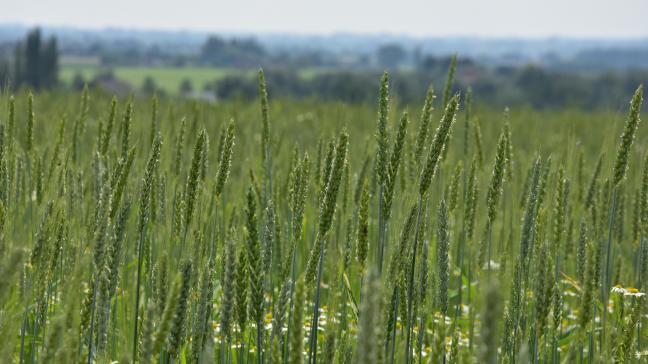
<box><xmin>2</xmin><ymin>0</ymin><xmax>648</xmax><ymax>38</ymax></box>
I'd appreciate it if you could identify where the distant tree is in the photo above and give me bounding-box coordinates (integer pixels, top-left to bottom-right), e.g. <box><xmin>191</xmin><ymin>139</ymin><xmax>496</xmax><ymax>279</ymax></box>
<box><xmin>261</xmin><ymin>69</ymin><xmax>304</xmax><ymax>97</ymax></box>
<box><xmin>13</xmin><ymin>28</ymin><xmax>59</xmax><ymax>89</ymax></box>
<box><xmin>179</xmin><ymin>78</ymin><xmax>194</xmax><ymax>95</ymax></box>
<box><xmin>495</xmin><ymin>66</ymin><xmax>517</xmax><ymax>77</ymax></box>
<box><xmin>413</xmin><ymin>46</ymin><xmax>423</xmax><ymax>67</ymax></box>
<box><xmin>0</xmin><ymin>59</ymin><xmax>10</xmax><ymax>87</ymax></box>
<box><xmin>200</xmin><ymin>35</ymin><xmax>266</xmax><ymax>67</ymax></box>
<box><xmin>42</xmin><ymin>37</ymin><xmax>58</xmax><ymax>87</ymax></box>
<box><xmin>419</xmin><ymin>56</ymin><xmax>441</xmax><ymax>71</ymax></box>
<box><xmin>377</xmin><ymin>43</ymin><xmax>406</xmax><ymax>69</ymax></box>
<box><xmin>201</xmin><ymin>36</ymin><xmax>227</xmax><ymax>61</ymax></box>
<box><xmin>516</xmin><ymin>66</ymin><xmax>552</xmax><ymax>108</ymax></box>
<box><xmin>309</xmin><ymin>72</ymin><xmax>377</xmax><ymax>103</ymax></box>
<box><xmin>142</xmin><ymin>76</ymin><xmax>157</xmax><ymax>95</ymax></box>
<box><xmin>419</xmin><ymin>55</ymin><xmax>474</xmax><ymax>73</ymax></box>
<box><xmin>72</xmin><ymin>72</ymin><xmax>86</xmax><ymax>90</ymax></box>
<box><xmin>13</xmin><ymin>43</ymin><xmax>23</xmax><ymax>85</ymax></box>
<box><xmin>216</xmin><ymin>75</ymin><xmax>258</xmax><ymax>99</ymax></box>
<box><xmin>24</xmin><ymin>28</ymin><xmax>42</xmax><ymax>88</ymax></box>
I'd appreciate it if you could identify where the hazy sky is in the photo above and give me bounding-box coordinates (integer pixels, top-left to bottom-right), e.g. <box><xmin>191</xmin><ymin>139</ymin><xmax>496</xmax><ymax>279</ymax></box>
<box><xmin>3</xmin><ymin>0</ymin><xmax>648</xmax><ymax>38</ymax></box>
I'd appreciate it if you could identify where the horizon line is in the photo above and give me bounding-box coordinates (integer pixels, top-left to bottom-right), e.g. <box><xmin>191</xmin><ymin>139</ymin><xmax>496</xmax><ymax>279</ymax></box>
<box><xmin>2</xmin><ymin>22</ymin><xmax>648</xmax><ymax>42</ymax></box>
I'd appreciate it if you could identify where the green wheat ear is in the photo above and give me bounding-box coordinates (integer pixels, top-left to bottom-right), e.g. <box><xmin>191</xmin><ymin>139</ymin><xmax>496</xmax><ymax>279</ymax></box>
<box><xmin>100</xmin><ymin>97</ymin><xmax>117</xmax><ymax>156</ymax></box>
<box><xmin>473</xmin><ymin>118</ymin><xmax>484</xmax><ymax>169</ymax></box>
<box><xmin>576</xmin><ymin>219</ymin><xmax>588</xmax><ymax>284</ymax></box>
<box><xmin>168</xmin><ymin>261</ymin><xmax>192</xmax><ymax>358</ymax></box>
<box><xmin>139</xmin><ymin>136</ymin><xmax>162</xmax><ymax>236</ymax></box>
<box><xmin>486</xmin><ymin>127</ymin><xmax>508</xmax><ymax>224</ymax></box>
<box><xmin>356</xmin><ymin>179</ymin><xmax>370</xmax><ymax>274</ymax></box>
<box><xmin>184</xmin><ymin>129</ymin><xmax>207</xmax><ymax>232</ymax></box>
<box><xmin>640</xmin><ymin>151</ymin><xmax>648</xmax><ymax>236</ymax></box>
<box><xmin>121</xmin><ymin>100</ymin><xmax>133</xmax><ymax>159</ymax></box>
<box><xmin>383</xmin><ymin>110</ymin><xmax>408</xmax><ymax>221</ymax></box>
<box><xmin>419</xmin><ymin>93</ymin><xmax>459</xmax><ymax>197</ymax></box>
<box><xmin>551</xmin><ymin>166</ymin><xmax>567</xmax><ymax>252</ymax></box>
<box><xmin>613</xmin><ymin>85</ymin><xmax>643</xmax><ymax>186</ymax></box>
<box><xmin>437</xmin><ymin>198</ymin><xmax>450</xmax><ymax>315</ymax></box>
<box><xmin>7</xmin><ymin>96</ymin><xmax>15</xmax><ymax>153</ymax></box>
<box><xmin>446</xmin><ymin>162</ymin><xmax>462</xmax><ymax>213</ymax></box>
<box><xmin>109</xmin><ymin>147</ymin><xmax>136</xmax><ymax>220</ymax></box>
<box><xmin>214</xmin><ymin>119</ymin><xmax>235</xmax><ymax>198</ymax></box>
<box><xmin>376</xmin><ymin>70</ymin><xmax>390</xmax><ymax>187</ymax></box>
<box><xmin>415</xmin><ymin>85</ymin><xmax>435</xmax><ymax>163</ymax></box>
<box><xmin>259</xmin><ymin>69</ymin><xmax>270</xmax><ymax>163</ymax></box>
<box><xmin>464</xmin><ymin>157</ymin><xmax>479</xmax><ymax>240</ymax></box>
<box><xmin>442</xmin><ymin>54</ymin><xmax>457</xmax><ymax>109</ymax></box>
<box><xmin>26</xmin><ymin>92</ymin><xmax>34</xmax><ymax>152</ymax></box>
<box><xmin>585</xmin><ymin>153</ymin><xmax>604</xmax><ymax>209</ymax></box>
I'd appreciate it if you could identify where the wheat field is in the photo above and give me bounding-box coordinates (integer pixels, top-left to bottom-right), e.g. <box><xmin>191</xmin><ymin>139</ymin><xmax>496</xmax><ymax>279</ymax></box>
<box><xmin>0</xmin><ymin>62</ymin><xmax>645</xmax><ymax>364</ymax></box>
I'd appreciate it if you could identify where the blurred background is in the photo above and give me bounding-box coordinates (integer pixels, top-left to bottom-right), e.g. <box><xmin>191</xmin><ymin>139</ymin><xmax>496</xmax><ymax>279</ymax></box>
<box><xmin>1</xmin><ymin>0</ymin><xmax>647</xmax><ymax>109</ymax></box>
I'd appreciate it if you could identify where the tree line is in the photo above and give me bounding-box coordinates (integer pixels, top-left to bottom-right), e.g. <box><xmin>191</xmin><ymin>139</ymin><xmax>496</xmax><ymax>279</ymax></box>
<box><xmin>0</xmin><ymin>28</ymin><xmax>59</xmax><ymax>90</ymax></box>
<box><xmin>202</xmin><ymin>65</ymin><xmax>647</xmax><ymax>110</ymax></box>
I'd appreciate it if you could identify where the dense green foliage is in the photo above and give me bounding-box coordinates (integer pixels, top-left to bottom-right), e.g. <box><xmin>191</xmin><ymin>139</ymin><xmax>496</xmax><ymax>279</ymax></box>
<box><xmin>0</xmin><ymin>69</ymin><xmax>645</xmax><ymax>364</ymax></box>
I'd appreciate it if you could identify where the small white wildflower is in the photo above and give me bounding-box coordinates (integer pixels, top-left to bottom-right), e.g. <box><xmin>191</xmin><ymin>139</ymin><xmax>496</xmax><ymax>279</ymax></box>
<box><xmin>611</xmin><ymin>285</ymin><xmax>628</xmax><ymax>294</ymax></box>
<box><xmin>624</xmin><ymin>288</ymin><xmax>646</xmax><ymax>297</ymax></box>
<box><xmin>461</xmin><ymin>304</ymin><xmax>470</xmax><ymax>315</ymax></box>
<box><xmin>611</xmin><ymin>285</ymin><xmax>646</xmax><ymax>297</ymax></box>
<box><xmin>482</xmin><ymin>260</ymin><xmax>500</xmax><ymax>270</ymax></box>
